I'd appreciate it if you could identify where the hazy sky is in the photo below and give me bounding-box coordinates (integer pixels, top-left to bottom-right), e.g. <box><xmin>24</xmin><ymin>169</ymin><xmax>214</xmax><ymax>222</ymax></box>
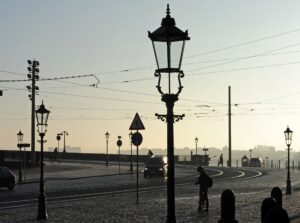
<box><xmin>1</xmin><ymin>1</ymin><xmax>300</xmax><ymax>154</ymax></box>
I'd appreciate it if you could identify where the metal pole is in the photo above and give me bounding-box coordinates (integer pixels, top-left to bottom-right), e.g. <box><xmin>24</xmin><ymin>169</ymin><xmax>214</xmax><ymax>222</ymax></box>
<box><xmin>130</xmin><ymin>140</ymin><xmax>133</xmax><ymax>172</ymax></box>
<box><xmin>163</xmin><ymin>94</ymin><xmax>177</xmax><ymax>223</ymax></box>
<box><xmin>106</xmin><ymin>139</ymin><xmax>108</xmax><ymax>166</ymax></box>
<box><xmin>286</xmin><ymin>144</ymin><xmax>291</xmax><ymax>194</ymax></box>
<box><xmin>18</xmin><ymin>146</ymin><xmax>23</xmax><ymax>183</ymax></box>
<box><xmin>37</xmin><ymin>133</ymin><xmax>47</xmax><ymax>219</ymax></box>
<box><xmin>63</xmin><ymin>132</ymin><xmax>66</xmax><ymax>153</ymax></box>
<box><xmin>31</xmin><ymin>64</ymin><xmax>36</xmax><ymax>167</ymax></box>
<box><xmin>136</xmin><ymin>143</ymin><xmax>139</xmax><ymax>204</ymax></box>
<box><xmin>119</xmin><ymin>145</ymin><xmax>120</xmax><ymax>174</ymax></box>
<box><xmin>228</xmin><ymin>86</ymin><xmax>232</xmax><ymax>167</ymax></box>
<box><xmin>195</xmin><ymin>141</ymin><xmax>198</xmax><ymax>166</ymax></box>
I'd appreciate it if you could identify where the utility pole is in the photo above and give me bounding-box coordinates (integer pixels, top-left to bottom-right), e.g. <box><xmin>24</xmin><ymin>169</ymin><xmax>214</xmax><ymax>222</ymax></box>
<box><xmin>27</xmin><ymin>59</ymin><xmax>40</xmax><ymax>167</ymax></box>
<box><xmin>228</xmin><ymin>86</ymin><xmax>232</xmax><ymax>167</ymax></box>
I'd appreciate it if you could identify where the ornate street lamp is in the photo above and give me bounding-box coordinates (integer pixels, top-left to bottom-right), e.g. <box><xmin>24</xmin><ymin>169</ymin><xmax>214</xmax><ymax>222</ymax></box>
<box><xmin>148</xmin><ymin>4</ymin><xmax>190</xmax><ymax>223</ymax></box>
<box><xmin>36</xmin><ymin>101</ymin><xmax>50</xmax><ymax>219</ymax></box>
<box><xmin>194</xmin><ymin>137</ymin><xmax>198</xmax><ymax>166</ymax></box>
<box><xmin>17</xmin><ymin>130</ymin><xmax>24</xmax><ymax>183</ymax></box>
<box><xmin>105</xmin><ymin>131</ymin><xmax>110</xmax><ymax>166</ymax></box>
<box><xmin>129</xmin><ymin>131</ymin><xmax>133</xmax><ymax>172</ymax></box>
<box><xmin>284</xmin><ymin>126</ymin><xmax>293</xmax><ymax>195</ymax></box>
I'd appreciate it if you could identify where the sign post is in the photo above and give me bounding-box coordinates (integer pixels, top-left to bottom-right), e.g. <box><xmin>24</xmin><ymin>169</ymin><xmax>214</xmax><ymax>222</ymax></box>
<box><xmin>129</xmin><ymin>113</ymin><xmax>145</xmax><ymax>204</ymax></box>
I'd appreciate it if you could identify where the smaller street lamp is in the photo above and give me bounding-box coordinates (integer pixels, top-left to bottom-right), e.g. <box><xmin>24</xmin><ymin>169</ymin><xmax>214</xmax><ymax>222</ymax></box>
<box><xmin>36</xmin><ymin>101</ymin><xmax>50</xmax><ymax>220</ymax></box>
<box><xmin>105</xmin><ymin>131</ymin><xmax>110</xmax><ymax>166</ymax></box>
<box><xmin>249</xmin><ymin>149</ymin><xmax>252</xmax><ymax>160</ymax></box>
<box><xmin>117</xmin><ymin>136</ymin><xmax>122</xmax><ymax>174</ymax></box>
<box><xmin>284</xmin><ymin>126</ymin><xmax>293</xmax><ymax>195</ymax></box>
<box><xmin>17</xmin><ymin>130</ymin><xmax>24</xmax><ymax>183</ymax></box>
<box><xmin>194</xmin><ymin>137</ymin><xmax>198</xmax><ymax>166</ymax></box>
<box><xmin>61</xmin><ymin>131</ymin><xmax>68</xmax><ymax>153</ymax></box>
<box><xmin>203</xmin><ymin>147</ymin><xmax>209</xmax><ymax>166</ymax></box>
<box><xmin>129</xmin><ymin>132</ymin><xmax>133</xmax><ymax>172</ymax></box>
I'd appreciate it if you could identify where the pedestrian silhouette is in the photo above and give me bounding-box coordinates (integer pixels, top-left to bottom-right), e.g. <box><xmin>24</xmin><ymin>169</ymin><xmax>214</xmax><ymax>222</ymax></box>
<box><xmin>53</xmin><ymin>147</ymin><xmax>58</xmax><ymax>161</ymax></box>
<box><xmin>148</xmin><ymin>150</ymin><xmax>153</xmax><ymax>157</ymax></box>
<box><xmin>265</xmin><ymin>206</ymin><xmax>290</xmax><ymax>223</ymax></box>
<box><xmin>271</xmin><ymin>187</ymin><xmax>282</xmax><ymax>208</ymax></box>
<box><xmin>218</xmin><ymin>154</ymin><xmax>224</xmax><ymax>167</ymax></box>
<box><xmin>261</xmin><ymin>197</ymin><xmax>277</xmax><ymax>223</ymax></box>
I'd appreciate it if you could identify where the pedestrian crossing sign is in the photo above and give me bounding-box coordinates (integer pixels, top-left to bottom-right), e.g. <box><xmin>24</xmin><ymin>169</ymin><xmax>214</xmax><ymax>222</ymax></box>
<box><xmin>129</xmin><ymin>113</ymin><xmax>145</xmax><ymax>130</ymax></box>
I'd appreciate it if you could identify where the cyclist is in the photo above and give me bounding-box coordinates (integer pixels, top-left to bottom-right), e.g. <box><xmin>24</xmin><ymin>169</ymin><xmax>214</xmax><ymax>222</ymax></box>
<box><xmin>195</xmin><ymin>166</ymin><xmax>212</xmax><ymax>212</ymax></box>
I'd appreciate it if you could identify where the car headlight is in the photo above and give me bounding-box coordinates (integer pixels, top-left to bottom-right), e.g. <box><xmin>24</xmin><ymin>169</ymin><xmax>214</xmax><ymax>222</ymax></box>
<box><xmin>144</xmin><ymin>168</ymin><xmax>148</xmax><ymax>171</ymax></box>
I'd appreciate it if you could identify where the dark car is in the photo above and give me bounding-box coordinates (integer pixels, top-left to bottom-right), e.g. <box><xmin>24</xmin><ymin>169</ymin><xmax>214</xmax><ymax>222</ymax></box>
<box><xmin>144</xmin><ymin>156</ymin><xmax>167</xmax><ymax>178</ymax></box>
<box><xmin>0</xmin><ymin>166</ymin><xmax>16</xmax><ymax>190</ymax></box>
<box><xmin>249</xmin><ymin>158</ymin><xmax>263</xmax><ymax>167</ymax></box>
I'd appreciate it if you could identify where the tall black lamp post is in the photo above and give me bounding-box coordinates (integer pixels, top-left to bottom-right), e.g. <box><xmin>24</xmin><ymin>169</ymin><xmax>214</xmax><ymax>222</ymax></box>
<box><xmin>105</xmin><ymin>131</ymin><xmax>110</xmax><ymax>166</ymax></box>
<box><xmin>129</xmin><ymin>131</ymin><xmax>133</xmax><ymax>172</ymax></box>
<box><xmin>61</xmin><ymin>131</ymin><xmax>68</xmax><ymax>153</ymax></box>
<box><xmin>249</xmin><ymin>149</ymin><xmax>252</xmax><ymax>159</ymax></box>
<box><xmin>195</xmin><ymin>137</ymin><xmax>198</xmax><ymax>166</ymax></box>
<box><xmin>284</xmin><ymin>126</ymin><xmax>293</xmax><ymax>195</ymax></box>
<box><xmin>17</xmin><ymin>130</ymin><xmax>24</xmax><ymax>183</ymax></box>
<box><xmin>36</xmin><ymin>101</ymin><xmax>50</xmax><ymax>220</ymax></box>
<box><xmin>148</xmin><ymin>4</ymin><xmax>190</xmax><ymax>223</ymax></box>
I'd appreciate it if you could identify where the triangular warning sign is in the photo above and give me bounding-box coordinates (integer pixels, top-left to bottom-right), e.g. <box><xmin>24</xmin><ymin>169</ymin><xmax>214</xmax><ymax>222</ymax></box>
<box><xmin>129</xmin><ymin>113</ymin><xmax>145</xmax><ymax>130</ymax></box>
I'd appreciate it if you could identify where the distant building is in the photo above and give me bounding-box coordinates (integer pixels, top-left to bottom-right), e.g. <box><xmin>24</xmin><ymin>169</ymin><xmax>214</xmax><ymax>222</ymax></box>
<box><xmin>48</xmin><ymin>146</ymin><xmax>81</xmax><ymax>153</ymax></box>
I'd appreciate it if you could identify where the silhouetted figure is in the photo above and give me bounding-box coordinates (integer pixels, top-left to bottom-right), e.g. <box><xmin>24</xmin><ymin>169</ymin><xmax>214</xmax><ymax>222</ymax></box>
<box><xmin>218</xmin><ymin>154</ymin><xmax>224</xmax><ymax>167</ymax></box>
<box><xmin>261</xmin><ymin>197</ymin><xmax>277</xmax><ymax>223</ymax></box>
<box><xmin>53</xmin><ymin>147</ymin><xmax>58</xmax><ymax>161</ymax></box>
<box><xmin>271</xmin><ymin>187</ymin><xmax>282</xmax><ymax>208</ymax></box>
<box><xmin>218</xmin><ymin>189</ymin><xmax>238</xmax><ymax>223</ymax></box>
<box><xmin>148</xmin><ymin>150</ymin><xmax>153</xmax><ymax>157</ymax></box>
<box><xmin>265</xmin><ymin>206</ymin><xmax>290</xmax><ymax>223</ymax></box>
<box><xmin>195</xmin><ymin>166</ymin><xmax>212</xmax><ymax>212</ymax></box>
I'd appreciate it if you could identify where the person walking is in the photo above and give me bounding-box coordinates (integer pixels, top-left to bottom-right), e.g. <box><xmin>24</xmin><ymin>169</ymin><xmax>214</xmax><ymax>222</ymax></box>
<box><xmin>195</xmin><ymin>166</ymin><xmax>213</xmax><ymax>212</ymax></box>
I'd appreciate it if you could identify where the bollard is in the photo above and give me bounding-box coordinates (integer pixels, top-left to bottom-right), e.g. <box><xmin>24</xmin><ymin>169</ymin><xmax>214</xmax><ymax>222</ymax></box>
<box><xmin>265</xmin><ymin>206</ymin><xmax>290</xmax><ymax>223</ymax></box>
<box><xmin>261</xmin><ymin>197</ymin><xmax>277</xmax><ymax>223</ymax></box>
<box><xmin>218</xmin><ymin>189</ymin><xmax>238</xmax><ymax>223</ymax></box>
<box><xmin>271</xmin><ymin>187</ymin><xmax>282</xmax><ymax>208</ymax></box>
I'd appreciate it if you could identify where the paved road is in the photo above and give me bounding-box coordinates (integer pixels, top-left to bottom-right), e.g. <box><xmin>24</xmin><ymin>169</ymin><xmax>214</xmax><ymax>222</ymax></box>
<box><xmin>1</xmin><ymin>161</ymin><xmax>299</xmax><ymax>222</ymax></box>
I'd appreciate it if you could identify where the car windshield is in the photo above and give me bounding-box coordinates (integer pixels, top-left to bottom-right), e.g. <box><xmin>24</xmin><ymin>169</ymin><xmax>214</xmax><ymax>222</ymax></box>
<box><xmin>146</xmin><ymin>157</ymin><xmax>164</xmax><ymax>166</ymax></box>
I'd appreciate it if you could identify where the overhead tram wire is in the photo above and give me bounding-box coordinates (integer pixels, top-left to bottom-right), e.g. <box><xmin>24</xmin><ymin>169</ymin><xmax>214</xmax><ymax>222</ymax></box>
<box><xmin>185</xmin><ymin>27</ymin><xmax>300</xmax><ymax>59</ymax></box>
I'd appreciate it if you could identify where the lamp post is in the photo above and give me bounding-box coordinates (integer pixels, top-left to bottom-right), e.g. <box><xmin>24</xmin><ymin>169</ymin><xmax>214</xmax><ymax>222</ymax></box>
<box><xmin>249</xmin><ymin>149</ymin><xmax>252</xmax><ymax>160</ymax></box>
<box><xmin>117</xmin><ymin>136</ymin><xmax>122</xmax><ymax>174</ymax></box>
<box><xmin>203</xmin><ymin>147</ymin><xmax>209</xmax><ymax>166</ymax></box>
<box><xmin>129</xmin><ymin>131</ymin><xmax>133</xmax><ymax>172</ymax></box>
<box><xmin>195</xmin><ymin>137</ymin><xmax>198</xmax><ymax>166</ymax></box>
<box><xmin>148</xmin><ymin>4</ymin><xmax>190</xmax><ymax>223</ymax></box>
<box><xmin>284</xmin><ymin>126</ymin><xmax>293</xmax><ymax>195</ymax></box>
<box><xmin>105</xmin><ymin>131</ymin><xmax>110</xmax><ymax>166</ymax></box>
<box><xmin>36</xmin><ymin>101</ymin><xmax>50</xmax><ymax>220</ymax></box>
<box><xmin>56</xmin><ymin>133</ymin><xmax>62</xmax><ymax>161</ymax></box>
<box><xmin>61</xmin><ymin>131</ymin><xmax>68</xmax><ymax>153</ymax></box>
<box><xmin>17</xmin><ymin>130</ymin><xmax>24</xmax><ymax>183</ymax></box>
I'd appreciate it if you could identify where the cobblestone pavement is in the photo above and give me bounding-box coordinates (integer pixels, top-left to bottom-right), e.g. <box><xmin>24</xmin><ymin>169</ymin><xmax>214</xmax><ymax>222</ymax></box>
<box><xmin>1</xmin><ymin>164</ymin><xmax>300</xmax><ymax>222</ymax></box>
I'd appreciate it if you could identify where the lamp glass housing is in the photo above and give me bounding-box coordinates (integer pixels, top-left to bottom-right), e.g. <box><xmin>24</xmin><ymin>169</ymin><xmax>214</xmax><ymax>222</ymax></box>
<box><xmin>17</xmin><ymin>130</ymin><xmax>24</xmax><ymax>143</ymax></box>
<box><xmin>36</xmin><ymin>102</ymin><xmax>50</xmax><ymax>134</ymax></box>
<box><xmin>284</xmin><ymin>126</ymin><xmax>293</xmax><ymax>146</ymax></box>
<box><xmin>105</xmin><ymin>131</ymin><xmax>110</xmax><ymax>140</ymax></box>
